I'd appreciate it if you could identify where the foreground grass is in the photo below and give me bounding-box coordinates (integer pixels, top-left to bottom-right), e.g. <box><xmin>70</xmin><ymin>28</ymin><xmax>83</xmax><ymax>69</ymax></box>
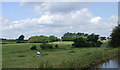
<box><xmin>2</xmin><ymin>41</ymin><xmax>120</xmax><ymax>68</ymax></box>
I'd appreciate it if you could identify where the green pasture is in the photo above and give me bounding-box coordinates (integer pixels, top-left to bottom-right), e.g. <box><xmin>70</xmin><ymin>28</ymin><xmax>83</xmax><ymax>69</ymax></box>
<box><xmin>2</xmin><ymin>41</ymin><xmax>120</xmax><ymax>68</ymax></box>
<box><xmin>1</xmin><ymin>40</ymin><xmax>28</xmax><ymax>44</ymax></box>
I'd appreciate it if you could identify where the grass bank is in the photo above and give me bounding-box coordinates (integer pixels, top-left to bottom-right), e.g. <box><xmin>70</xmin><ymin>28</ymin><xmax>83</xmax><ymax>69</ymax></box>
<box><xmin>2</xmin><ymin>41</ymin><xmax>120</xmax><ymax>68</ymax></box>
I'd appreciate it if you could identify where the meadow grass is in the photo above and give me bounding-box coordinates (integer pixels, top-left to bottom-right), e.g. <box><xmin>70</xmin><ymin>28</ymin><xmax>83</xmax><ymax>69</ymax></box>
<box><xmin>2</xmin><ymin>41</ymin><xmax>120</xmax><ymax>68</ymax></box>
<box><xmin>1</xmin><ymin>40</ymin><xmax>28</xmax><ymax>44</ymax></box>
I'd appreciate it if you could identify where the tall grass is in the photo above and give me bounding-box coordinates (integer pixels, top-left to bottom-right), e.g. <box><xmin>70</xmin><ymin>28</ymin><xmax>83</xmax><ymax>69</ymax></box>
<box><xmin>2</xmin><ymin>42</ymin><xmax>120</xmax><ymax>68</ymax></box>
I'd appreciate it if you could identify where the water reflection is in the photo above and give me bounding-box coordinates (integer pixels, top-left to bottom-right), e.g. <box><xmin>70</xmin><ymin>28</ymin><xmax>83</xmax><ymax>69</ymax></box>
<box><xmin>90</xmin><ymin>55</ymin><xmax>120</xmax><ymax>70</ymax></box>
<box><xmin>98</xmin><ymin>58</ymin><xmax>118</xmax><ymax>68</ymax></box>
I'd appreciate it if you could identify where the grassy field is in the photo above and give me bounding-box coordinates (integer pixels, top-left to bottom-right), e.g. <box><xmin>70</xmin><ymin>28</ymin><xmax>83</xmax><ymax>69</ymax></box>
<box><xmin>1</xmin><ymin>40</ymin><xmax>28</xmax><ymax>44</ymax></box>
<box><xmin>2</xmin><ymin>41</ymin><xmax>120</xmax><ymax>68</ymax></box>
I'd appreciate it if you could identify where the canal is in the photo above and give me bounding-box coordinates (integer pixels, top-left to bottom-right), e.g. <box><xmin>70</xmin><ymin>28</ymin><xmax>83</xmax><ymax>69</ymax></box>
<box><xmin>91</xmin><ymin>55</ymin><xmax>120</xmax><ymax>70</ymax></box>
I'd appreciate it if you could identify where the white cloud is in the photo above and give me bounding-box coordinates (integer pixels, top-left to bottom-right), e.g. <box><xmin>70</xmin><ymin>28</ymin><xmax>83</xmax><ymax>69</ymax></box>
<box><xmin>89</xmin><ymin>16</ymin><xmax>101</xmax><ymax>24</ymax></box>
<box><xmin>22</xmin><ymin>2</ymin><xmax>91</xmax><ymax>14</ymax></box>
<box><xmin>2</xmin><ymin>8</ymin><xmax>118</xmax><ymax>39</ymax></box>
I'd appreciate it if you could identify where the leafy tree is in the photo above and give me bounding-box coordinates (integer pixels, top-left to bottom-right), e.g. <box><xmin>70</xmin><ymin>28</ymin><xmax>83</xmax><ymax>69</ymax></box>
<box><xmin>109</xmin><ymin>24</ymin><xmax>120</xmax><ymax>48</ymax></box>
<box><xmin>18</xmin><ymin>35</ymin><xmax>24</xmax><ymax>41</ymax></box>
<box><xmin>39</xmin><ymin>35</ymin><xmax>49</xmax><ymax>43</ymax></box>
<box><xmin>28</xmin><ymin>35</ymin><xmax>60</xmax><ymax>43</ymax></box>
<box><xmin>17</xmin><ymin>35</ymin><xmax>25</xmax><ymax>43</ymax></box>
<box><xmin>49</xmin><ymin>35</ymin><xmax>60</xmax><ymax>42</ymax></box>
<box><xmin>84</xmin><ymin>34</ymin><xmax>89</xmax><ymax>37</ymax></box>
<box><xmin>72</xmin><ymin>37</ymin><xmax>89</xmax><ymax>47</ymax></box>
<box><xmin>49</xmin><ymin>35</ymin><xmax>56</xmax><ymax>42</ymax></box>
<box><xmin>96</xmin><ymin>41</ymin><xmax>103</xmax><ymax>47</ymax></box>
<box><xmin>28</xmin><ymin>35</ymin><xmax>49</xmax><ymax>43</ymax></box>
<box><xmin>72</xmin><ymin>33</ymin><xmax>102</xmax><ymax>47</ymax></box>
<box><xmin>62</xmin><ymin>36</ymin><xmax>76</xmax><ymax>41</ymax></box>
<box><xmin>62</xmin><ymin>32</ymin><xmax>89</xmax><ymax>41</ymax></box>
<box><xmin>87</xmin><ymin>33</ymin><xmax>102</xmax><ymax>47</ymax></box>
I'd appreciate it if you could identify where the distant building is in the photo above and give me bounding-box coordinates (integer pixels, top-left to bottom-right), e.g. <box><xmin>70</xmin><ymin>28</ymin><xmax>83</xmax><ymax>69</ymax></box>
<box><xmin>99</xmin><ymin>37</ymin><xmax>107</xmax><ymax>42</ymax></box>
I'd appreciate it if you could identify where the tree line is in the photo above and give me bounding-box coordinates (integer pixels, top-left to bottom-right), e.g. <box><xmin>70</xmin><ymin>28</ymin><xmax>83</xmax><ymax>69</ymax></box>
<box><xmin>8</xmin><ymin>23</ymin><xmax>120</xmax><ymax>48</ymax></box>
<box><xmin>27</xmin><ymin>32</ymin><xmax>90</xmax><ymax>43</ymax></box>
<box><xmin>27</xmin><ymin>32</ymin><xmax>103</xmax><ymax>47</ymax></box>
<box><xmin>28</xmin><ymin>35</ymin><xmax>60</xmax><ymax>43</ymax></box>
<box><xmin>61</xmin><ymin>32</ymin><xmax>88</xmax><ymax>41</ymax></box>
<box><xmin>72</xmin><ymin>33</ymin><xmax>102</xmax><ymax>47</ymax></box>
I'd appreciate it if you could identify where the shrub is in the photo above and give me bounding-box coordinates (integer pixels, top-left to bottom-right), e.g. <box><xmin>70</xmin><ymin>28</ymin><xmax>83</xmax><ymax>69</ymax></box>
<box><xmin>30</xmin><ymin>45</ymin><xmax>37</xmax><ymax>50</ymax></box>
<box><xmin>96</xmin><ymin>41</ymin><xmax>102</xmax><ymax>47</ymax></box>
<box><xmin>55</xmin><ymin>44</ymin><xmax>58</xmax><ymax>48</ymax></box>
<box><xmin>40</xmin><ymin>43</ymin><xmax>53</xmax><ymax>49</ymax></box>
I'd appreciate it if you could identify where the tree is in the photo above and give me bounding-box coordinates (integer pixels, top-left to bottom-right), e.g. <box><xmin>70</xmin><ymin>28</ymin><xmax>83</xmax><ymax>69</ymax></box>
<box><xmin>28</xmin><ymin>35</ymin><xmax>60</xmax><ymax>43</ymax></box>
<box><xmin>84</xmin><ymin>34</ymin><xmax>89</xmax><ymax>37</ymax></box>
<box><xmin>49</xmin><ymin>35</ymin><xmax>56</xmax><ymax>42</ymax></box>
<box><xmin>72</xmin><ymin>33</ymin><xmax>102</xmax><ymax>48</ymax></box>
<box><xmin>87</xmin><ymin>33</ymin><xmax>102</xmax><ymax>47</ymax></box>
<box><xmin>62</xmin><ymin>32</ymin><xmax>89</xmax><ymax>41</ymax></box>
<box><xmin>18</xmin><ymin>35</ymin><xmax>24</xmax><ymax>41</ymax></box>
<box><xmin>109</xmin><ymin>24</ymin><xmax>120</xmax><ymax>48</ymax></box>
<box><xmin>49</xmin><ymin>35</ymin><xmax>60</xmax><ymax>42</ymax></box>
<box><xmin>62</xmin><ymin>36</ymin><xmax>76</xmax><ymax>41</ymax></box>
<box><xmin>72</xmin><ymin>37</ymin><xmax>89</xmax><ymax>47</ymax></box>
<box><xmin>28</xmin><ymin>35</ymin><xmax>49</xmax><ymax>43</ymax></box>
<box><xmin>62</xmin><ymin>32</ymin><xmax>89</xmax><ymax>40</ymax></box>
<box><xmin>17</xmin><ymin>35</ymin><xmax>25</xmax><ymax>43</ymax></box>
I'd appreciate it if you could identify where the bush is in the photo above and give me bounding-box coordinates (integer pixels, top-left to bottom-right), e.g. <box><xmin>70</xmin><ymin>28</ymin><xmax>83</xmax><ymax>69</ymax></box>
<box><xmin>96</xmin><ymin>41</ymin><xmax>102</xmax><ymax>47</ymax></box>
<box><xmin>30</xmin><ymin>45</ymin><xmax>37</xmax><ymax>50</ymax></box>
<box><xmin>40</xmin><ymin>43</ymin><xmax>53</xmax><ymax>49</ymax></box>
<box><xmin>55</xmin><ymin>44</ymin><xmax>58</xmax><ymax>48</ymax></box>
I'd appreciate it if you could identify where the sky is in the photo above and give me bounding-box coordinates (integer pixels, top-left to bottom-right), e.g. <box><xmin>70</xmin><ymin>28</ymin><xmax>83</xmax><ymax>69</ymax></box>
<box><xmin>1</xmin><ymin>2</ymin><xmax>118</xmax><ymax>39</ymax></box>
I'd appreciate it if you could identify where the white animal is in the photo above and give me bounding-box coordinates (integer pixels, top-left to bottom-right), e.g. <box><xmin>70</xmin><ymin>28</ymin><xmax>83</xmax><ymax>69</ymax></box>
<box><xmin>37</xmin><ymin>51</ymin><xmax>41</xmax><ymax>58</ymax></box>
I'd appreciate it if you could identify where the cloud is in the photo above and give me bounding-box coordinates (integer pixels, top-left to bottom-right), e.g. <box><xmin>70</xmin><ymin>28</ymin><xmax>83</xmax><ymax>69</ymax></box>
<box><xmin>20</xmin><ymin>2</ymin><xmax>91</xmax><ymax>14</ymax></box>
<box><xmin>89</xmin><ymin>16</ymin><xmax>101</xmax><ymax>24</ymax></box>
<box><xmin>36</xmin><ymin>2</ymin><xmax>90</xmax><ymax>13</ymax></box>
<box><xmin>2</xmin><ymin>6</ymin><xmax>118</xmax><ymax>39</ymax></box>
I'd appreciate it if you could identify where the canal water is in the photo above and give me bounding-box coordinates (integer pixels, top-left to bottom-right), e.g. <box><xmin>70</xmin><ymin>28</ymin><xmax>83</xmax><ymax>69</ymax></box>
<box><xmin>91</xmin><ymin>55</ymin><xmax>120</xmax><ymax>70</ymax></box>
